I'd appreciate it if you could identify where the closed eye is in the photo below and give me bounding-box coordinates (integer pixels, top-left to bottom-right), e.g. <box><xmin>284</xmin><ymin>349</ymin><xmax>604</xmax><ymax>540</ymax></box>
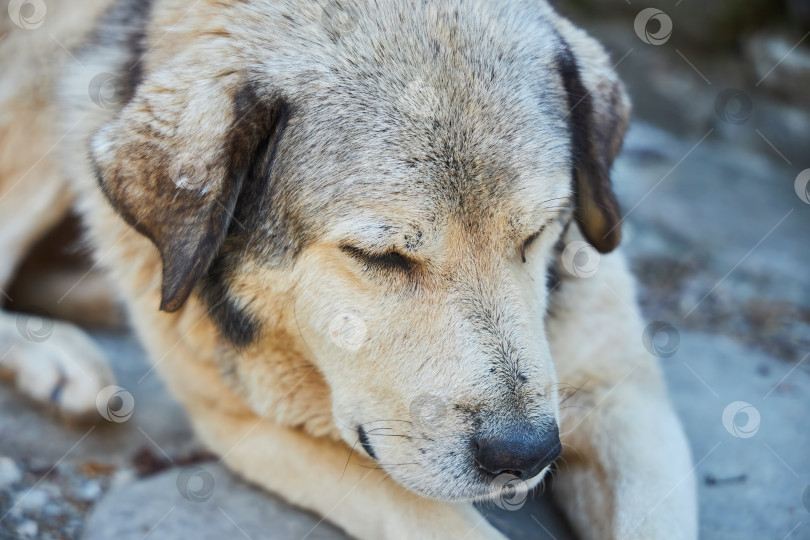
<box><xmin>521</xmin><ymin>231</ymin><xmax>542</xmax><ymax>263</ymax></box>
<box><xmin>340</xmin><ymin>245</ymin><xmax>415</xmax><ymax>272</ymax></box>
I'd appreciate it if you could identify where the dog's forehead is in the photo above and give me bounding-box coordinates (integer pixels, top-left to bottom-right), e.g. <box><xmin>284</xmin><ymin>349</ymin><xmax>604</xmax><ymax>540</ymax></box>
<box><xmin>259</xmin><ymin>0</ymin><xmax>570</xmax><ymax>142</ymax></box>
<box><xmin>224</xmin><ymin>0</ymin><xmax>575</xmax><ymax>257</ymax></box>
<box><xmin>254</xmin><ymin>3</ymin><xmax>572</xmax><ymax>225</ymax></box>
<box><xmin>275</xmin><ymin>96</ymin><xmax>572</xmax><ymax>249</ymax></box>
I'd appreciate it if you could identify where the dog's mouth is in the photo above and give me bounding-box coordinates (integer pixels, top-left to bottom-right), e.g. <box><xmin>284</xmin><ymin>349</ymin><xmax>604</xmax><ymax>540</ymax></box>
<box><xmin>401</xmin><ymin>456</ymin><xmax>556</xmax><ymax>503</ymax></box>
<box><xmin>353</xmin><ymin>421</ymin><xmax>561</xmax><ymax>501</ymax></box>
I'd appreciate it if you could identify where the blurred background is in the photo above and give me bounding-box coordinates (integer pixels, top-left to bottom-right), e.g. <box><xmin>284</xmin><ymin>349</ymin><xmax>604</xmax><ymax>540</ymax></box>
<box><xmin>1</xmin><ymin>1</ymin><xmax>809</xmax><ymax>539</ymax></box>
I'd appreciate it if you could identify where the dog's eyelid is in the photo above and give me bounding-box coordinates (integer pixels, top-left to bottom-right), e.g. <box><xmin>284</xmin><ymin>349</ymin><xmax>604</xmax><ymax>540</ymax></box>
<box><xmin>520</xmin><ymin>207</ymin><xmax>571</xmax><ymax>262</ymax></box>
<box><xmin>339</xmin><ymin>244</ymin><xmax>415</xmax><ymax>272</ymax></box>
<box><xmin>520</xmin><ymin>228</ymin><xmax>544</xmax><ymax>263</ymax></box>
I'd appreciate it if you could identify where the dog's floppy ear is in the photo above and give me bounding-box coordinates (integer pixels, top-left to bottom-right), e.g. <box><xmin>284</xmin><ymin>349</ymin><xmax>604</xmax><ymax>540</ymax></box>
<box><xmin>554</xmin><ymin>19</ymin><xmax>630</xmax><ymax>253</ymax></box>
<box><xmin>90</xmin><ymin>65</ymin><xmax>284</xmax><ymax>312</ymax></box>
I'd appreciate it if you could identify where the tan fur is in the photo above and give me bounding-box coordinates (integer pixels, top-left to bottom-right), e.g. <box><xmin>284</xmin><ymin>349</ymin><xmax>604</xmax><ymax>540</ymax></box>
<box><xmin>0</xmin><ymin>1</ymin><xmax>696</xmax><ymax>538</ymax></box>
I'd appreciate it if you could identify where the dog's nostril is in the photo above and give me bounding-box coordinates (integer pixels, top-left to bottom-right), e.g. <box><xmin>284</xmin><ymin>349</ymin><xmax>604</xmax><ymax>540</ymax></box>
<box><xmin>473</xmin><ymin>422</ymin><xmax>561</xmax><ymax>480</ymax></box>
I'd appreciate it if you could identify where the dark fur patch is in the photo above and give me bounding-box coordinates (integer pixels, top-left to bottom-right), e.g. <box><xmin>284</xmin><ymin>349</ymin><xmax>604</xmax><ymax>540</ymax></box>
<box><xmin>229</xmin><ymin>98</ymin><xmax>291</xmax><ymax>234</ymax></box>
<box><xmin>198</xmin><ymin>256</ymin><xmax>260</xmax><ymax>349</ymax></box>
<box><xmin>555</xmin><ymin>40</ymin><xmax>622</xmax><ymax>253</ymax></box>
<box><xmin>122</xmin><ymin>1</ymin><xmax>153</xmax><ymax>89</ymax></box>
<box><xmin>556</xmin><ymin>44</ymin><xmax>596</xmax><ymax>208</ymax></box>
<box><xmin>195</xmin><ymin>96</ymin><xmax>292</xmax><ymax>346</ymax></box>
<box><xmin>546</xmin><ymin>260</ymin><xmax>562</xmax><ymax>291</ymax></box>
<box><xmin>91</xmin><ymin>73</ymin><xmax>291</xmax><ymax>313</ymax></box>
<box><xmin>546</xmin><ymin>218</ymin><xmax>571</xmax><ymax>292</ymax></box>
<box><xmin>231</xmin><ymin>102</ymin><xmax>317</xmax><ymax>267</ymax></box>
<box><xmin>80</xmin><ymin>0</ymin><xmax>154</xmax><ymax>99</ymax></box>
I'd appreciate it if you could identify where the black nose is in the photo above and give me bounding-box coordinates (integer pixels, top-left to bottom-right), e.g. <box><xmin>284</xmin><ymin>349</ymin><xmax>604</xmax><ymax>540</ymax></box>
<box><xmin>473</xmin><ymin>422</ymin><xmax>561</xmax><ymax>479</ymax></box>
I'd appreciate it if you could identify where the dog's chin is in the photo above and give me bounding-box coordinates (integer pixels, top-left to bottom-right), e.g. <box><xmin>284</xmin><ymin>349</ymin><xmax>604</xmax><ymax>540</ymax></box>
<box><xmin>392</xmin><ymin>464</ymin><xmax>551</xmax><ymax>502</ymax></box>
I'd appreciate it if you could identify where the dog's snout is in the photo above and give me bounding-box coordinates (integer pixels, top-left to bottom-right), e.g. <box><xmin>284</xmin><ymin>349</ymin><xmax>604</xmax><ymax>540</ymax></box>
<box><xmin>473</xmin><ymin>422</ymin><xmax>561</xmax><ymax>480</ymax></box>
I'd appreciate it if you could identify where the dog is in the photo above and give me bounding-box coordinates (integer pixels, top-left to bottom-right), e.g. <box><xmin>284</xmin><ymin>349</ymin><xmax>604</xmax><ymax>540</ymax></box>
<box><xmin>0</xmin><ymin>0</ymin><xmax>697</xmax><ymax>538</ymax></box>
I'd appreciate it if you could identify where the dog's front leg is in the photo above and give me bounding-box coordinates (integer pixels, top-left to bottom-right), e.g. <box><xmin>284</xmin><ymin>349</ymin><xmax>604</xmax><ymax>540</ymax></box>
<box><xmin>175</xmin><ymin>381</ymin><xmax>505</xmax><ymax>540</ymax></box>
<box><xmin>547</xmin><ymin>252</ymin><xmax>697</xmax><ymax>540</ymax></box>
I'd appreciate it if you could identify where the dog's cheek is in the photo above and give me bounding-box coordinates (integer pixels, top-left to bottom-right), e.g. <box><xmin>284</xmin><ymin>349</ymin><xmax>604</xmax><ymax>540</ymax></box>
<box><xmin>192</xmin><ymin>262</ymin><xmax>340</xmax><ymax>437</ymax></box>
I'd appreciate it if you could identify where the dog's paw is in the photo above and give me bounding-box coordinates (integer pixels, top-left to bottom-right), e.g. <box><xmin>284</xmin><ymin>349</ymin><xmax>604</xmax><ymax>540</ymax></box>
<box><xmin>0</xmin><ymin>315</ymin><xmax>115</xmax><ymax>419</ymax></box>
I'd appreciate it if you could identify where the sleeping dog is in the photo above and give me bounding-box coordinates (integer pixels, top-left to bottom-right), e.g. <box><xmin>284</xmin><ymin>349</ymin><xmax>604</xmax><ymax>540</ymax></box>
<box><xmin>0</xmin><ymin>0</ymin><xmax>696</xmax><ymax>538</ymax></box>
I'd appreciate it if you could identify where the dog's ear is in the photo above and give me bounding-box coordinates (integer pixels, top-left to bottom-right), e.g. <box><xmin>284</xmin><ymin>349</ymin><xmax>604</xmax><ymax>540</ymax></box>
<box><xmin>553</xmin><ymin>19</ymin><xmax>630</xmax><ymax>253</ymax></box>
<box><xmin>90</xmin><ymin>65</ymin><xmax>285</xmax><ymax>312</ymax></box>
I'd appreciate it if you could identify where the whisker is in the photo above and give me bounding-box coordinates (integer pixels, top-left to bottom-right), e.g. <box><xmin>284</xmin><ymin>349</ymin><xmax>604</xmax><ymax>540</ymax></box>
<box><xmin>560</xmin><ymin>390</ymin><xmax>582</xmax><ymax>405</ymax></box>
<box><xmin>558</xmin><ymin>427</ymin><xmax>578</xmax><ymax>439</ymax></box>
<box><xmin>559</xmin><ymin>405</ymin><xmax>589</xmax><ymax>411</ymax></box>
<box><xmin>341</xmin><ymin>439</ymin><xmax>361</xmax><ymax>481</ymax></box>
<box><xmin>560</xmin><ymin>442</ymin><xmax>582</xmax><ymax>461</ymax></box>
<box><xmin>359</xmin><ymin>419</ymin><xmax>414</xmax><ymax>426</ymax></box>
<box><xmin>359</xmin><ymin>462</ymin><xmax>420</xmax><ymax>470</ymax></box>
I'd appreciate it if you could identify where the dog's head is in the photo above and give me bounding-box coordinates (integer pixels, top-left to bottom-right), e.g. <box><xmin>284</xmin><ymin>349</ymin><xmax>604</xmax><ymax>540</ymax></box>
<box><xmin>90</xmin><ymin>0</ymin><xmax>628</xmax><ymax>500</ymax></box>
